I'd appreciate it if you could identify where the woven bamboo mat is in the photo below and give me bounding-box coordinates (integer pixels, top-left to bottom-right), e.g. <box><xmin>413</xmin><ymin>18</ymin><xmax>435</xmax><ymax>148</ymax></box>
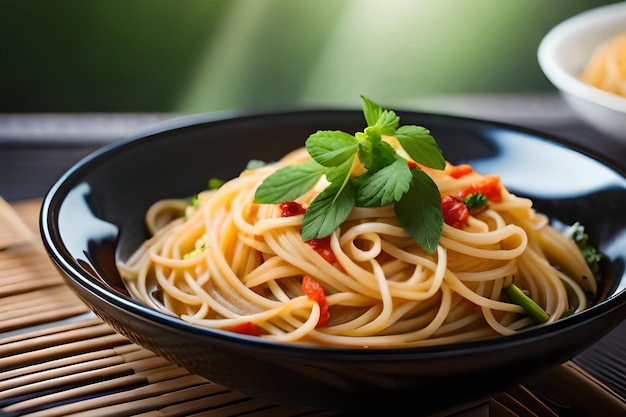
<box><xmin>0</xmin><ymin>198</ymin><xmax>622</xmax><ymax>417</ymax></box>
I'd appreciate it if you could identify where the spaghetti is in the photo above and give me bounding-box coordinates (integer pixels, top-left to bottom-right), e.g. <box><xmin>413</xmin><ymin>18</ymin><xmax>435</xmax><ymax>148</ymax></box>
<box><xmin>118</xmin><ymin>146</ymin><xmax>598</xmax><ymax>348</ymax></box>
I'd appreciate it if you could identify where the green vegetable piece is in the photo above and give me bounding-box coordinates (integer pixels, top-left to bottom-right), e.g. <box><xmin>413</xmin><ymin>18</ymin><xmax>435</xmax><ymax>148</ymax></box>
<box><xmin>183</xmin><ymin>240</ymin><xmax>206</xmax><ymax>259</ymax></box>
<box><xmin>246</xmin><ymin>159</ymin><xmax>268</xmax><ymax>170</ymax></box>
<box><xmin>208</xmin><ymin>178</ymin><xmax>225</xmax><ymax>190</ymax></box>
<box><xmin>463</xmin><ymin>192</ymin><xmax>488</xmax><ymax>209</ymax></box>
<box><xmin>190</xmin><ymin>193</ymin><xmax>200</xmax><ymax>208</ymax></box>
<box><xmin>569</xmin><ymin>222</ymin><xmax>603</xmax><ymax>280</ymax></box>
<box><xmin>504</xmin><ymin>283</ymin><xmax>549</xmax><ymax>324</ymax></box>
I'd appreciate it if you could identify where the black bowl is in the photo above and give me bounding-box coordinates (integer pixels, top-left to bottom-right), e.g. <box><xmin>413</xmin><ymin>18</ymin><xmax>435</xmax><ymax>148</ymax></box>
<box><xmin>40</xmin><ymin>109</ymin><xmax>626</xmax><ymax>415</ymax></box>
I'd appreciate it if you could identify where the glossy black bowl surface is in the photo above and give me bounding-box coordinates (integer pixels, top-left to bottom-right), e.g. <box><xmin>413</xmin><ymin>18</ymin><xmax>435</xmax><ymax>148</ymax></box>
<box><xmin>40</xmin><ymin>109</ymin><xmax>626</xmax><ymax>415</ymax></box>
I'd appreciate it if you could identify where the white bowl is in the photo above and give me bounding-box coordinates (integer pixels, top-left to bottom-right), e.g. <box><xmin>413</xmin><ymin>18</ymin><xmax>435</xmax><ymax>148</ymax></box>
<box><xmin>538</xmin><ymin>2</ymin><xmax>626</xmax><ymax>143</ymax></box>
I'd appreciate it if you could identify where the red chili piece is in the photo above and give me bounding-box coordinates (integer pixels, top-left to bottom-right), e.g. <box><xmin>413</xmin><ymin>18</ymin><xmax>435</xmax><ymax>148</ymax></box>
<box><xmin>228</xmin><ymin>321</ymin><xmax>261</xmax><ymax>336</ymax></box>
<box><xmin>302</xmin><ymin>276</ymin><xmax>329</xmax><ymax>328</ymax></box>
<box><xmin>441</xmin><ymin>195</ymin><xmax>469</xmax><ymax>228</ymax></box>
<box><xmin>459</xmin><ymin>175</ymin><xmax>502</xmax><ymax>203</ymax></box>
<box><xmin>280</xmin><ymin>201</ymin><xmax>305</xmax><ymax>217</ymax></box>
<box><xmin>307</xmin><ymin>235</ymin><xmax>337</xmax><ymax>265</ymax></box>
<box><xmin>445</xmin><ymin>163</ymin><xmax>473</xmax><ymax>178</ymax></box>
<box><xmin>407</xmin><ymin>160</ymin><xmax>419</xmax><ymax>170</ymax></box>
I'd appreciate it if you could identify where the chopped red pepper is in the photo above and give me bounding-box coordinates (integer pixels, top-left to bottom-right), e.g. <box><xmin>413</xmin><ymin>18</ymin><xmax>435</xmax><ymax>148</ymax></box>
<box><xmin>306</xmin><ymin>235</ymin><xmax>337</xmax><ymax>265</ymax></box>
<box><xmin>302</xmin><ymin>276</ymin><xmax>329</xmax><ymax>328</ymax></box>
<box><xmin>406</xmin><ymin>159</ymin><xmax>419</xmax><ymax>170</ymax></box>
<box><xmin>280</xmin><ymin>202</ymin><xmax>338</xmax><ymax>266</ymax></box>
<box><xmin>441</xmin><ymin>195</ymin><xmax>469</xmax><ymax>228</ymax></box>
<box><xmin>445</xmin><ymin>163</ymin><xmax>473</xmax><ymax>178</ymax></box>
<box><xmin>280</xmin><ymin>201</ymin><xmax>306</xmax><ymax>217</ymax></box>
<box><xmin>228</xmin><ymin>321</ymin><xmax>261</xmax><ymax>336</ymax></box>
<box><xmin>459</xmin><ymin>175</ymin><xmax>502</xmax><ymax>203</ymax></box>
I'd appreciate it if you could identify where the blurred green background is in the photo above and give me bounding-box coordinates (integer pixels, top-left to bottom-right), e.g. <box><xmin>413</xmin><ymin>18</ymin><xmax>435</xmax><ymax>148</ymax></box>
<box><xmin>0</xmin><ymin>0</ymin><xmax>620</xmax><ymax>113</ymax></box>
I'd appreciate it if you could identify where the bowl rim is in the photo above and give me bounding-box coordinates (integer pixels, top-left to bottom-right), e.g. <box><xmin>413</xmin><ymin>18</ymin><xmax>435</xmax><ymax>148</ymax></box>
<box><xmin>40</xmin><ymin>108</ymin><xmax>626</xmax><ymax>359</ymax></box>
<box><xmin>537</xmin><ymin>1</ymin><xmax>626</xmax><ymax>113</ymax></box>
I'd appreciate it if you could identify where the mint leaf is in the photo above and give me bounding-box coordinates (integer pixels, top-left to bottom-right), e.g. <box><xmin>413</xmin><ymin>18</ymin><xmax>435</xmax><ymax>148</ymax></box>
<box><xmin>394</xmin><ymin>168</ymin><xmax>443</xmax><ymax>253</ymax></box>
<box><xmin>306</xmin><ymin>130</ymin><xmax>358</xmax><ymax>167</ymax></box>
<box><xmin>324</xmin><ymin>157</ymin><xmax>356</xmax><ymax>204</ymax></box>
<box><xmin>354</xmin><ymin>158</ymin><xmax>412</xmax><ymax>207</ymax></box>
<box><xmin>254</xmin><ymin>95</ymin><xmax>446</xmax><ymax>253</ymax></box>
<box><xmin>375</xmin><ymin>110</ymin><xmax>400</xmax><ymax>135</ymax></box>
<box><xmin>360</xmin><ymin>95</ymin><xmax>399</xmax><ymax>135</ymax></box>
<box><xmin>357</xmin><ymin>130</ymin><xmax>397</xmax><ymax>172</ymax></box>
<box><xmin>254</xmin><ymin>160</ymin><xmax>326</xmax><ymax>203</ymax></box>
<box><xmin>395</xmin><ymin>125</ymin><xmax>445</xmax><ymax>169</ymax></box>
<box><xmin>361</xmin><ymin>95</ymin><xmax>382</xmax><ymax>127</ymax></box>
<box><xmin>325</xmin><ymin>156</ymin><xmax>354</xmax><ymax>184</ymax></box>
<box><xmin>301</xmin><ymin>181</ymin><xmax>355</xmax><ymax>241</ymax></box>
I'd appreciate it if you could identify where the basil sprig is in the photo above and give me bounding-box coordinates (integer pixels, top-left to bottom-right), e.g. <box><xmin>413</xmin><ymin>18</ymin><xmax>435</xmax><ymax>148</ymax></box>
<box><xmin>254</xmin><ymin>96</ymin><xmax>445</xmax><ymax>253</ymax></box>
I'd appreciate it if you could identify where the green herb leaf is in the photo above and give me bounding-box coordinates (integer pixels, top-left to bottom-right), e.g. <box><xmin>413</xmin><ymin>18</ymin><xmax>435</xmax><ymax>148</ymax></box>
<box><xmin>306</xmin><ymin>130</ymin><xmax>358</xmax><ymax>167</ymax></box>
<box><xmin>354</xmin><ymin>158</ymin><xmax>412</xmax><ymax>207</ymax></box>
<box><xmin>301</xmin><ymin>181</ymin><xmax>355</xmax><ymax>241</ymax></box>
<box><xmin>569</xmin><ymin>222</ymin><xmax>603</xmax><ymax>279</ymax></box>
<box><xmin>355</xmin><ymin>128</ymin><xmax>379</xmax><ymax>169</ymax></box>
<box><xmin>324</xmin><ymin>156</ymin><xmax>354</xmax><ymax>184</ymax></box>
<box><xmin>361</xmin><ymin>95</ymin><xmax>399</xmax><ymax>134</ymax></box>
<box><xmin>571</xmin><ymin>222</ymin><xmax>588</xmax><ymax>246</ymax></box>
<box><xmin>323</xmin><ymin>157</ymin><xmax>356</xmax><ymax>210</ymax></box>
<box><xmin>395</xmin><ymin>125</ymin><xmax>445</xmax><ymax>169</ymax></box>
<box><xmin>394</xmin><ymin>168</ymin><xmax>443</xmax><ymax>253</ymax></box>
<box><xmin>254</xmin><ymin>160</ymin><xmax>326</xmax><ymax>203</ymax></box>
<box><xmin>361</xmin><ymin>95</ymin><xmax>383</xmax><ymax>127</ymax></box>
<box><xmin>357</xmin><ymin>131</ymin><xmax>397</xmax><ymax>172</ymax></box>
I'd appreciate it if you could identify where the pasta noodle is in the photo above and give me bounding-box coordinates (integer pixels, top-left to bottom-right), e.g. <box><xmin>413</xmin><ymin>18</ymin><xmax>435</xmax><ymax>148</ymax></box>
<box><xmin>118</xmin><ymin>147</ymin><xmax>598</xmax><ymax>348</ymax></box>
<box><xmin>580</xmin><ymin>32</ymin><xmax>626</xmax><ymax>97</ymax></box>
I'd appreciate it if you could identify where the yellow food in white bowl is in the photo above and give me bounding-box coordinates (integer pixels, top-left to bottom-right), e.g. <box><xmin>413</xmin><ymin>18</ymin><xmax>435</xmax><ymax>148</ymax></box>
<box><xmin>580</xmin><ymin>32</ymin><xmax>626</xmax><ymax>98</ymax></box>
<box><xmin>538</xmin><ymin>2</ymin><xmax>626</xmax><ymax>142</ymax></box>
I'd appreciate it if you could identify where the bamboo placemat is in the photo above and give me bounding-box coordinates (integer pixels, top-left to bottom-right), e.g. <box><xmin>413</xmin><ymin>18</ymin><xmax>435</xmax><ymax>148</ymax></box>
<box><xmin>0</xmin><ymin>198</ymin><xmax>622</xmax><ymax>417</ymax></box>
